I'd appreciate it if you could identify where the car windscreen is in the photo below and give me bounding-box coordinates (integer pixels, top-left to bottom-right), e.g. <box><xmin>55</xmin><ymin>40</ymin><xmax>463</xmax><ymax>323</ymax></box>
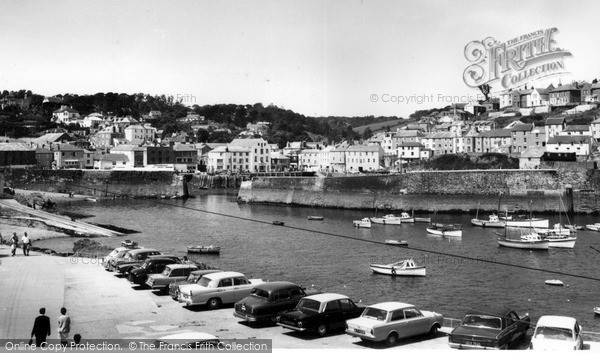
<box><xmin>534</xmin><ymin>326</ymin><xmax>574</xmax><ymax>340</ymax></box>
<box><xmin>296</xmin><ymin>298</ymin><xmax>320</xmax><ymax>312</ymax></box>
<box><xmin>462</xmin><ymin>315</ymin><xmax>502</xmax><ymax>329</ymax></box>
<box><xmin>162</xmin><ymin>268</ymin><xmax>172</xmax><ymax>276</ymax></box>
<box><xmin>198</xmin><ymin>277</ymin><xmax>211</xmax><ymax>287</ymax></box>
<box><xmin>250</xmin><ymin>288</ymin><xmax>269</xmax><ymax>299</ymax></box>
<box><xmin>362</xmin><ymin>308</ymin><xmax>387</xmax><ymax>321</ymax></box>
<box><xmin>187</xmin><ymin>274</ymin><xmax>200</xmax><ymax>283</ymax></box>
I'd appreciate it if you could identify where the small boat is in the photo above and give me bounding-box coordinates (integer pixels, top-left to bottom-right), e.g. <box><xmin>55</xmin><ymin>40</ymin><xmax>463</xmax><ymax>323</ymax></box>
<box><xmin>385</xmin><ymin>239</ymin><xmax>408</xmax><ymax>246</ymax></box>
<box><xmin>85</xmin><ymin>197</ymin><xmax>99</xmax><ymax>202</ymax></box>
<box><xmin>585</xmin><ymin>223</ymin><xmax>600</xmax><ymax>231</ymax></box>
<box><xmin>505</xmin><ymin>217</ymin><xmax>549</xmax><ymax>228</ymax></box>
<box><xmin>497</xmin><ymin>232</ymin><xmax>549</xmax><ymax>250</ymax></box>
<box><xmin>536</xmin><ymin>223</ymin><xmax>573</xmax><ymax>236</ymax></box>
<box><xmin>307</xmin><ymin>216</ymin><xmax>324</xmax><ymax>221</ymax></box>
<box><xmin>121</xmin><ymin>240</ymin><xmax>138</xmax><ymax>248</ymax></box>
<box><xmin>414</xmin><ymin>217</ymin><xmax>431</xmax><ymax>223</ymax></box>
<box><xmin>471</xmin><ymin>214</ymin><xmax>506</xmax><ymax>228</ymax></box>
<box><xmin>370</xmin><ymin>214</ymin><xmax>401</xmax><ymax>225</ymax></box>
<box><xmin>426</xmin><ymin>223</ymin><xmax>462</xmax><ymax>237</ymax></box>
<box><xmin>543</xmin><ymin>234</ymin><xmax>577</xmax><ymax>249</ymax></box>
<box><xmin>353</xmin><ymin>218</ymin><xmax>372</xmax><ymax>228</ymax></box>
<box><xmin>272</xmin><ymin>221</ymin><xmax>285</xmax><ymax>226</ymax></box>
<box><xmin>594</xmin><ymin>307</ymin><xmax>600</xmax><ymax>315</ymax></box>
<box><xmin>565</xmin><ymin>224</ymin><xmax>583</xmax><ymax>232</ymax></box>
<box><xmin>399</xmin><ymin>212</ymin><xmax>415</xmax><ymax>223</ymax></box>
<box><xmin>370</xmin><ymin>259</ymin><xmax>426</xmax><ymax>277</ymax></box>
<box><xmin>545</xmin><ymin>279</ymin><xmax>564</xmax><ymax>286</ymax></box>
<box><xmin>187</xmin><ymin>245</ymin><xmax>220</xmax><ymax>254</ymax></box>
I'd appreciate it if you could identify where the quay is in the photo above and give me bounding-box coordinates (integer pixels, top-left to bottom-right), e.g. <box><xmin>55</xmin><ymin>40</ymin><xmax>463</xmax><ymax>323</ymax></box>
<box><xmin>1</xmin><ymin>246</ymin><xmax>599</xmax><ymax>351</ymax></box>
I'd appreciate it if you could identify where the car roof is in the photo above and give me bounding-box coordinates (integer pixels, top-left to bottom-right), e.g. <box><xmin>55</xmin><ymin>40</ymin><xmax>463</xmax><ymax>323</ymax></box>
<box><xmin>128</xmin><ymin>248</ymin><xmax>158</xmax><ymax>255</ymax></box>
<box><xmin>254</xmin><ymin>281</ymin><xmax>301</xmax><ymax>292</ymax></box>
<box><xmin>536</xmin><ymin>315</ymin><xmax>577</xmax><ymax>329</ymax></box>
<box><xmin>369</xmin><ymin>302</ymin><xmax>414</xmax><ymax>311</ymax></box>
<box><xmin>204</xmin><ymin>271</ymin><xmax>245</xmax><ymax>280</ymax></box>
<box><xmin>146</xmin><ymin>255</ymin><xmax>179</xmax><ymax>261</ymax></box>
<box><xmin>304</xmin><ymin>293</ymin><xmax>348</xmax><ymax>302</ymax></box>
<box><xmin>165</xmin><ymin>264</ymin><xmax>199</xmax><ymax>270</ymax></box>
<box><xmin>156</xmin><ymin>332</ymin><xmax>218</xmax><ymax>343</ymax></box>
<box><xmin>190</xmin><ymin>269</ymin><xmax>222</xmax><ymax>276</ymax></box>
<box><xmin>465</xmin><ymin>307</ymin><xmax>514</xmax><ymax>318</ymax></box>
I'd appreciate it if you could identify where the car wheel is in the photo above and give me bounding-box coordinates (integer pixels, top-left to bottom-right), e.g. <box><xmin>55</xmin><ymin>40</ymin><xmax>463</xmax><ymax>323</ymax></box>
<box><xmin>207</xmin><ymin>298</ymin><xmax>221</xmax><ymax>310</ymax></box>
<box><xmin>429</xmin><ymin>325</ymin><xmax>439</xmax><ymax>336</ymax></box>
<box><xmin>385</xmin><ymin>332</ymin><xmax>398</xmax><ymax>347</ymax></box>
<box><xmin>316</xmin><ymin>324</ymin><xmax>328</xmax><ymax>337</ymax></box>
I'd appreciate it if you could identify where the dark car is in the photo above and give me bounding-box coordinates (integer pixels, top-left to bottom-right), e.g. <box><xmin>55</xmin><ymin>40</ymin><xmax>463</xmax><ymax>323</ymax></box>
<box><xmin>276</xmin><ymin>293</ymin><xmax>364</xmax><ymax>337</ymax></box>
<box><xmin>234</xmin><ymin>281</ymin><xmax>317</xmax><ymax>324</ymax></box>
<box><xmin>448</xmin><ymin>307</ymin><xmax>530</xmax><ymax>350</ymax></box>
<box><xmin>169</xmin><ymin>269</ymin><xmax>223</xmax><ymax>300</ymax></box>
<box><xmin>128</xmin><ymin>255</ymin><xmax>182</xmax><ymax>286</ymax></box>
<box><xmin>114</xmin><ymin>249</ymin><xmax>161</xmax><ymax>275</ymax></box>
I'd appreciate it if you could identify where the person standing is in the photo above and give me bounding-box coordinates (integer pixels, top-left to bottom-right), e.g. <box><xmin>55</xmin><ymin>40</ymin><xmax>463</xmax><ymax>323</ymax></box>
<box><xmin>57</xmin><ymin>307</ymin><xmax>71</xmax><ymax>346</ymax></box>
<box><xmin>31</xmin><ymin>308</ymin><xmax>51</xmax><ymax>347</ymax></box>
<box><xmin>10</xmin><ymin>233</ymin><xmax>19</xmax><ymax>256</ymax></box>
<box><xmin>22</xmin><ymin>232</ymin><xmax>31</xmax><ymax>256</ymax></box>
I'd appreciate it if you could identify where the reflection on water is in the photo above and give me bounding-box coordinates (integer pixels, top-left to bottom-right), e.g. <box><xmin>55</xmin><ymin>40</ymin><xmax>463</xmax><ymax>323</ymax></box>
<box><xmin>36</xmin><ymin>194</ymin><xmax>600</xmax><ymax>332</ymax></box>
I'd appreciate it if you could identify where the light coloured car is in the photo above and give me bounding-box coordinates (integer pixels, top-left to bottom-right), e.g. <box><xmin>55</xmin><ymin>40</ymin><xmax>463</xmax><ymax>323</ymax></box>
<box><xmin>529</xmin><ymin>315</ymin><xmax>583</xmax><ymax>350</ymax></box>
<box><xmin>178</xmin><ymin>271</ymin><xmax>263</xmax><ymax>309</ymax></box>
<box><xmin>146</xmin><ymin>264</ymin><xmax>199</xmax><ymax>292</ymax></box>
<box><xmin>103</xmin><ymin>247</ymin><xmax>138</xmax><ymax>270</ymax></box>
<box><xmin>346</xmin><ymin>302</ymin><xmax>443</xmax><ymax>346</ymax></box>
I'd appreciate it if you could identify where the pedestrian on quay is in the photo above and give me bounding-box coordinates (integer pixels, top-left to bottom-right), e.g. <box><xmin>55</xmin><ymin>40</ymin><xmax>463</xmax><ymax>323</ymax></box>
<box><xmin>31</xmin><ymin>308</ymin><xmax>51</xmax><ymax>347</ymax></box>
<box><xmin>57</xmin><ymin>307</ymin><xmax>71</xmax><ymax>346</ymax></box>
<box><xmin>10</xmin><ymin>232</ymin><xmax>19</xmax><ymax>256</ymax></box>
<box><xmin>22</xmin><ymin>232</ymin><xmax>31</xmax><ymax>256</ymax></box>
<box><xmin>0</xmin><ymin>231</ymin><xmax>3</xmax><ymax>245</ymax></box>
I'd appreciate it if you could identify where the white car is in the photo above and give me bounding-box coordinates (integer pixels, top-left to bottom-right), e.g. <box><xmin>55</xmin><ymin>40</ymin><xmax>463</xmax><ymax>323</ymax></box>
<box><xmin>530</xmin><ymin>315</ymin><xmax>583</xmax><ymax>350</ymax></box>
<box><xmin>178</xmin><ymin>271</ymin><xmax>263</xmax><ymax>309</ymax></box>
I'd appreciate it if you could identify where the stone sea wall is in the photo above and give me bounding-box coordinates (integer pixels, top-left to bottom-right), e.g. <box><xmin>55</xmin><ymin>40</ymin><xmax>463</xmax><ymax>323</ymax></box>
<box><xmin>238</xmin><ymin>168</ymin><xmax>600</xmax><ymax>213</ymax></box>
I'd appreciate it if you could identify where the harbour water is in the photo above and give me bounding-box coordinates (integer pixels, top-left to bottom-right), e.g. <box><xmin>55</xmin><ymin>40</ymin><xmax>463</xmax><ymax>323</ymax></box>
<box><xmin>36</xmin><ymin>192</ymin><xmax>600</xmax><ymax>334</ymax></box>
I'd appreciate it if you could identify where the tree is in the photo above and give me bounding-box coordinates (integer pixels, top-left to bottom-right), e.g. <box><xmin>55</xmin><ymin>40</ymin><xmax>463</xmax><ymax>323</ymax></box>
<box><xmin>362</xmin><ymin>127</ymin><xmax>373</xmax><ymax>140</ymax></box>
<box><xmin>196</xmin><ymin>128</ymin><xmax>210</xmax><ymax>143</ymax></box>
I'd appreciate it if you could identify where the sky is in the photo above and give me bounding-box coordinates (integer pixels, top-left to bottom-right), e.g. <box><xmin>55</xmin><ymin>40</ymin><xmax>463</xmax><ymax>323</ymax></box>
<box><xmin>1</xmin><ymin>0</ymin><xmax>600</xmax><ymax>118</ymax></box>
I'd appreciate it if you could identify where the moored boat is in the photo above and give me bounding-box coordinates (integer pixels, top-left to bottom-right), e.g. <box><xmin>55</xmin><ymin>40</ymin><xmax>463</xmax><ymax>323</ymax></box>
<box><xmin>399</xmin><ymin>212</ymin><xmax>415</xmax><ymax>223</ymax></box>
<box><xmin>544</xmin><ymin>234</ymin><xmax>577</xmax><ymax>249</ymax></box>
<box><xmin>545</xmin><ymin>279</ymin><xmax>564</xmax><ymax>286</ymax></box>
<box><xmin>370</xmin><ymin>214</ymin><xmax>401</xmax><ymax>225</ymax></box>
<box><xmin>594</xmin><ymin>307</ymin><xmax>600</xmax><ymax>315</ymax></box>
<box><xmin>187</xmin><ymin>245</ymin><xmax>220</xmax><ymax>254</ymax></box>
<box><xmin>272</xmin><ymin>220</ymin><xmax>285</xmax><ymax>226</ymax></box>
<box><xmin>505</xmin><ymin>217</ymin><xmax>549</xmax><ymax>228</ymax></box>
<box><xmin>585</xmin><ymin>223</ymin><xmax>600</xmax><ymax>231</ymax></box>
<box><xmin>426</xmin><ymin>223</ymin><xmax>462</xmax><ymax>237</ymax></box>
<box><xmin>471</xmin><ymin>214</ymin><xmax>505</xmax><ymax>228</ymax></box>
<box><xmin>121</xmin><ymin>240</ymin><xmax>138</xmax><ymax>248</ymax></box>
<box><xmin>536</xmin><ymin>223</ymin><xmax>573</xmax><ymax>237</ymax></box>
<box><xmin>85</xmin><ymin>197</ymin><xmax>99</xmax><ymax>202</ymax></box>
<box><xmin>369</xmin><ymin>259</ymin><xmax>426</xmax><ymax>276</ymax></box>
<box><xmin>307</xmin><ymin>216</ymin><xmax>324</xmax><ymax>221</ymax></box>
<box><xmin>414</xmin><ymin>217</ymin><xmax>431</xmax><ymax>223</ymax></box>
<box><xmin>353</xmin><ymin>218</ymin><xmax>372</xmax><ymax>228</ymax></box>
<box><xmin>385</xmin><ymin>239</ymin><xmax>408</xmax><ymax>246</ymax></box>
<box><xmin>497</xmin><ymin>232</ymin><xmax>549</xmax><ymax>250</ymax></box>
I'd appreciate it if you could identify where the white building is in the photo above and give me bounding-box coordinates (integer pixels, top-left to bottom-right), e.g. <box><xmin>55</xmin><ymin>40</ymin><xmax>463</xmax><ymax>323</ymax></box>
<box><xmin>546</xmin><ymin>136</ymin><xmax>592</xmax><ymax>156</ymax></box>
<box><xmin>109</xmin><ymin>144</ymin><xmax>145</xmax><ymax>168</ymax></box>
<box><xmin>52</xmin><ymin>106</ymin><xmax>80</xmax><ymax>125</ymax></box>
<box><xmin>81</xmin><ymin>113</ymin><xmax>104</xmax><ymax>128</ymax></box>
<box><xmin>420</xmin><ymin>132</ymin><xmax>456</xmax><ymax>155</ymax></box>
<box><xmin>397</xmin><ymin>142</ymin><xmax>426</xmax><ymax>161</ymax></box>
<box><xmin>125</xmin><ymin>124</ymin><xmax>157</xmax><ymax>145</ymax></box>
<box><xmin>229</xmin><ymin>138</ymin><xmax>271</xmax><ymax>172</ymax></box>
<box><xmin>344</xmin><ymin>144</ymin><xmax>384</xmax><ymax>173</ymax></box>
<box><xmin>206</xmin><ymin>145</ymin><xmax>251</xmax><ymax>173</ymax></box>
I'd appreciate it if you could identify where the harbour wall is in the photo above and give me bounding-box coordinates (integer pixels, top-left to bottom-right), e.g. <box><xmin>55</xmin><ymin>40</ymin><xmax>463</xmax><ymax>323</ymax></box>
<box><xmin>238</xmin><ymin>167</ymin><xmax>600</xmax><ymax>214</ymax></box>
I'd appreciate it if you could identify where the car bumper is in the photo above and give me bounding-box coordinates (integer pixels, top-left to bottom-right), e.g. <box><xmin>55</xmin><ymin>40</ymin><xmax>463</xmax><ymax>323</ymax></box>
<box><xmin>345</xmin><ymin>329</ymin><xmax>377</xmax><ymax>341</ymax></box>
<box><xmin>448</xmin><ymin>343</ymin><xmax>500</xmax><ymax>350</ymax></box>
<box><xmin>276</xmin><ymin>323</ymin><xmax>307</xmax><ymax>332</ymax></box>
<box><xmin>233</xmin><ymin>311</ymin><xmax>262</xmax><ymax>322</ymax></box>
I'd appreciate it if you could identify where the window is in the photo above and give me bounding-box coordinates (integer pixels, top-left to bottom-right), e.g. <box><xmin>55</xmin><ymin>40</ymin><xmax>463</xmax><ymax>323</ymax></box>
<box><xmin>391</xmin><ymin>310</ymin><xmax>404</xmax><ymax>321</ymax></box>
<box><xmin>339</xmin><ymin>299</ymin><xmax>355</xmax><ymax>310</ymax></box>
<box><xmin>218</xmin><ymin>278</ymin><xmax>233</xmax><ymax>287</ymax></box>
<box><xmin>324</xmin><ymin>300</ymin><xmax>341</xmax><ymax>312</ymax></box>
<box><xmin>233</xmin><ymin>277</ymin><xmax>248</xmax><ymax>285</ymax></box>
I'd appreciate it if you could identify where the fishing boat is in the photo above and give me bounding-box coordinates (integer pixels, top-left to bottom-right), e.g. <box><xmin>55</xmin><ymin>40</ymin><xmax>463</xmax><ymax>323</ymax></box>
<box><xmin>187</xmin><ymin>245</ymin><xmax>220</xmax><ymax>254</ymax></box>
<box><xmin>414</xmin><ymin>217</ymin><xmax>431</xmax><ymax>223</ymax></box>
<box><xmin>399</xmin><ymin>212</ymin><xmax>415</xmax><ymax>223</ymax></box>
<box><xmin>471</xmin><ymin>213</ymin><xmax>505</xmax><ymax>228</ymax></box>
<box><xmin>505</xmin><ymin>216</ymin><xmax>549</xmax><ymax>228</ymax></box>
<box><xmin>585</xmin><ymin>223</ymin><xmax>600</xmax><ymax>231</ymax></box>
<box><xmin>121</xmin><ymin>240</ymin><xmax>138</xmax><ymax>248</ymax></box>
<box><xmin>85</xmin><ymin>197</ymin><xmax>99</xmax><ymax>202</ymax></box>
<box><xmin>426</xmin><ymin>223</ymin><xmax>462</xmax><ymax>237</ymax></box>
<box><xmin>307</xmin><ymin>216</ymin><xmax>324</xmax><ymax>221</ymax></box>
<box><xmin>594</xmin><ymin>307</ymin><xmax>600</xmax><ymax>315</ymax></box>
<box><xmin>369</xmin><ymin>259</ymin><xmax>426</xmax><ymax>276</ymax></box>
<box><xmin>353</xmin><ymin>218</ymin><xmax>372</xmax><ymax>228</ymax></box>
<box><xmin>497</xmin><ymin>232</ymin><xmax>550</xmax><ymax>250</ymax></box>
<box><xmin>536</xmin><ymin>223</ymin><xmax>573</xmax><ymax>236</ymax></box>
<box><xmin>272</xmin><ymin>220</ymin><xmax>285</xmax><ymax>226</ymax></box>
<box><xmin>544</xmin><ymin>279</ymin><xmax>564</xmax><ymax>286</ymax></box>
<box><xmin>370</xmin><ymin>214</ymin><xmax>401</xmax><ymax>225</ymax></box>
<box><xmin>385</xmin><ymin>239</ymin><xmax>408</xmax><ymax>246</ymax></box>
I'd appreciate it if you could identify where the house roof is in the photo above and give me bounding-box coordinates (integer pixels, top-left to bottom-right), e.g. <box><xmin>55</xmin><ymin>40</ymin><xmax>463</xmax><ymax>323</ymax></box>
<box><xmin>398</xmin><ymin>141</ymin><xmax>424</xmax><ymax>147</ymax></box>
<box><xmin>55</xmin><ymin>143</ymin><xmax>83</xmax><ymax>151</ymax></box>
<box><xmin>229</xmin><ymin>138</ymin><xmax>267</xmax><ymax>148</ymax></box>
<box><xmin>478</xmin><ymin>129</ymin><xmax>512</xmax><ymax>138</ymax></box>
<box><xmin>53</xmin><ymin>106</ymin><xmax>79</xmax><ymax>114</ymax></box>
<box><xmin>172</xmin><ymin>143</ymin><xmax>197</xmax><ymax>152</ymax></box>
<box><xmin>547</xmin><ymin>135</ymin><xmax>591</xmax><ymax>144</ymax></box>
<box><xmin>110</xmin><ymin>144</ymin><xmax>145</xmax><ymax>152</ymax></box>
<box><xmin>209</xmin><ymin>146</ymin><xmax>250</xmax><ymax>153</ymax></box>
<box><xmin>423</xmin><ymin>132</ymin><xmax>455</xmax><ymax>139</ymax></box>
<box><xmin>98</xmin><ymin>154</ymin><xmax>129</xmax><ymax>162</ymax></box>
<box><xmin>550</xmin><ymin>84</ymin><xmax>580</xmax><ymax>93</ymax></box>
<box><xmin>562</xmin><ymin>125</ymin><xmax>590</xmax><ymax>132</ymax></box>
<box><xmin>545</xmin><ymin>117</ymin><xmax>565</xmax><ymax>126</ymax></box>
<box><xmin>0</xmin><ymin>142</ymin><xmax>34</xmax><ymax>151</ymax></box>
<box><xmin>519</xmin><ymin>147</ymin><xmax>546</xmax><ymax>158</ymax></box>
<box><xmin>345</xmin><ymin>144</ymin><xmax>381</xmax><ymax>152</ymax></box>
<box><xmin>510</xmin><ymin>123</ymin><xmax>534</xmax><ymax>132</ymax></box>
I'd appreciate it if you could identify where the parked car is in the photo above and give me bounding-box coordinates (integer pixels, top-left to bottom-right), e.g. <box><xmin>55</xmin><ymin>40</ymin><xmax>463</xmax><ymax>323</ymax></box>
<box><xmin>154</xmin><ymin>332</ymin><xmax>219</xmax><ymax>349</ymax></box>
<box><xmin>128</xmin><ymin>255</ymin><xmax>182</xmax><ymax>286</ymax></box>
<box><xmin>178</xmin><ymin>271</ymin><xmax>264</xmax><ymax>309</ymax></box>
<box><xmin>276</xmin><ymin>293</ymin><xmax>364</xmax><ymax>337</ymax></box>
<box><xmin>113</xmin><ymin>249</ymin><xmax>161</xmax><ymax>274</ymax></box>
<box><xmin>104</xmin><ymin>247</ymin><xmax>139</xmax><ymax>271</ymax></box>
<box><xmin>168</xmin><ymin>269</ymin><xmax>223</xmax><ymax>300</ymax></box>
<box><xmin>234</xmin><ymin>281</ymin><xmax>318</xmax><ymax>324</ymax></box>
<box><xmin>529</xmin><ymin>315</ymin><xmax>583</xmax><ymax>350</ymax></box>
<box><xmin>448</xmin><ymin>307</ymin><xmax>530</xmax><ymax>349</ymax></box>
<box><xmin>146</xmin><ymin>264</ymin><xmax>199</xmax><ymax>292</ymax></box>
<box><xmin>345</xmin><ymin>301</ymin><xmax>443</xmax><ymax>346</ymax></box>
